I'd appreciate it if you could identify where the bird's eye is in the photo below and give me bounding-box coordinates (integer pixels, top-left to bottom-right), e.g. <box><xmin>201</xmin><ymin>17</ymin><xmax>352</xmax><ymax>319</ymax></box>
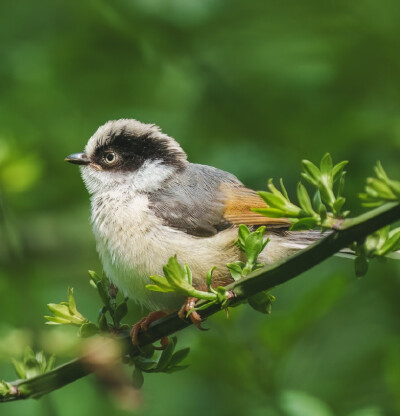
<box><xmin>104</xmin><ymin>152</ymin><xmax>117</xmax><ymax>164</ymax></box>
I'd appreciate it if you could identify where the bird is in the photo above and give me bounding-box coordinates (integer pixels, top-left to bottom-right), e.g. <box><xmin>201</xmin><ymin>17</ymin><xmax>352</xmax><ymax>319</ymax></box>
<box><xmin>65</xmin><ymin>119</ymin><xmax>300</xmax><ymax>340</ymax></box>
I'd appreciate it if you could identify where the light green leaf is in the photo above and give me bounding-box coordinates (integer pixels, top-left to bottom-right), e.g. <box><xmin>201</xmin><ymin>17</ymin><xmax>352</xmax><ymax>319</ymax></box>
<box><xmin>297</xmin><ymin>182</ymin><xmax>315</xmax><ymax>215</ymax></box>
<box><xmin>145</xmin><ymin>284</ymin><xmax>175</xmax><ymax>293</ymax></box>
<box><xmin>332</xmin><ymin>160</ymin><xmax>348</xmax><ymax>183</ymax></box>
<box><xmin>302</xmin><ymin>160</ymin><xmax>321</xmax><ymax>182</ymax></box>
<box><xmin>67</xmin><ymin>287</ymin><xmax>78</xmax><ymax>315</ymax></box>
<box><xmin>227</xmin><ymin>262</ymin><xmax>244</xmax><ymax>281</ymax></box>
<box><xmin>320</xmin><ymin>153</ymin><xmax>333</xmax><ymax>176</ymax></box>
<box><xmin>251</xmin><ymin>207</ymin><xmax>287</xmax><ymax>218</ymax></box>
<box><xmin>290</xmin><ymin>217</ymin><xmax>319</xmax><ymax>231</ymax></box>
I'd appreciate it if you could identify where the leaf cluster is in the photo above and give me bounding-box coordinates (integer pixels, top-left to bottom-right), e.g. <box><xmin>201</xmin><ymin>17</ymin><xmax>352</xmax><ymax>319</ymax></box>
<box><xmin>228</xmin><ymin>225</ymin><xmax>275</xmax><ymax>314</ymax></box>
<box><xmin>147</xmin><ymin>226</ymin><xmax>274</xmax><ymax>315</ymax></box>
<box><xmin>359</xmin><ymin>162</ymin><xmax>400</xmax><ymax>207</ymax></box>
<box><xmin>146</xmin><ymin>256</ymin><xmax>230</xmax><ymax>311</ymax></box>
<box><xmin>45</xmin><ymin>288</ymin><xmax>88</xmax><ymax>327</ymax></box>
<box><xmin>253</xmin><ymin>153</ymin><xmax>348</xmax><ymax>230</ymax></box>
<box><xmin>87</xmin><ymin>271</ymin><xmax>129</xmax><ymax>334</ymax></box>
<box><xmin>130</xmin><ymin>337</ymin><xmax>190</xmax><ymax>389</ymax></box>
<box><xmin>11</xmin><ymin>347</ymin><xmax>55</xmax><ymax>380</ymax></box>
<box><xmin>0</xmin><ymin>381</ymin><xmax>15</xmax><ymax>400</ymax></box>
<box><xmin>45</xmin><ymin>273</ymin><xmax>129</xmax><ymax>338</ymax></box>
<box><xmin>354</xmin><ymin>226</ymin><xmax>400</xmax><ymax>276</ymax></box>
<box><xmin>227</xmin><ymin>225</ymin><xmax>269</xmax><ymax>278</ymax></box>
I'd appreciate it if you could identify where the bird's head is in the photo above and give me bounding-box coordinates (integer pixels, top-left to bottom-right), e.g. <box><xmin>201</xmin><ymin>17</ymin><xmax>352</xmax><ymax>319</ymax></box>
<box><xmin>65</xmin><ymin>119</ymin><xmax>187</xmax><ymax>194</ymax></box>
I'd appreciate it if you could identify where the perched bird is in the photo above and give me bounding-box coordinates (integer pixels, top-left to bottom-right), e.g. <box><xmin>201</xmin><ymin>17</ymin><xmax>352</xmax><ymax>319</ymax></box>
<box><xmin>65</xmin><ymin>119</ymin><xmax>298</xmax><ymax>333</ymax></box>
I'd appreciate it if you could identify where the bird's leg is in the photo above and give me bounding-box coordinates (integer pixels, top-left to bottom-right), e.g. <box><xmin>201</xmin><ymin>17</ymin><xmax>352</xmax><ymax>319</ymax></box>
<box><xmin>130</xmin><ymin>310</ymin><xmax>169</xmax><ymax>350</ymax></box>
<box><xmin>178</xmin><ymin>297</ymin><xmax>206</xmax><ymax>330</ymax></box>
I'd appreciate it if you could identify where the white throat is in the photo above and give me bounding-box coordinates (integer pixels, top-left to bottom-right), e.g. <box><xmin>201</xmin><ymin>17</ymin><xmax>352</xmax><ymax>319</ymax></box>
<box><xmin>80</xmin><ymin>159</ymin><xmax>176</xmax><ymax>195</ymax></box>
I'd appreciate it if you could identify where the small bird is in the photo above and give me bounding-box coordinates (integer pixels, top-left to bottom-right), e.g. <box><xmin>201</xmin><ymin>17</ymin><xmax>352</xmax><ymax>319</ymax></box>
<box><xmin>65</xmin><ymin>119</ymin><xmax>299</xmax><ymax>332</ymax></box>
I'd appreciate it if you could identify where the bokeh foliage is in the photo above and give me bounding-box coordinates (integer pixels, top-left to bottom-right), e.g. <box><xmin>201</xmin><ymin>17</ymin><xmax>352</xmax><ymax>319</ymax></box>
<box><xmin>1</xmin><ymin>0</ymin><xmax>400</xmax><ymax>415</ymax></box>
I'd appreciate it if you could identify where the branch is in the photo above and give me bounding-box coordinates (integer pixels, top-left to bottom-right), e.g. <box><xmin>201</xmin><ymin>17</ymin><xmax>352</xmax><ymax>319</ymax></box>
<box><xmin>2</xmin><ymin>202</ymin><xmax>400</xmax><ymax>402</ymax></box>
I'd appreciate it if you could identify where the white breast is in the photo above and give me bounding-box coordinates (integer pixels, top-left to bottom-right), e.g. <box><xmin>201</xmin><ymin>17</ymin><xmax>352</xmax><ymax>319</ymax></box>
<box><xmin>90</xmin><ymin>189</ymin><xmax>240</xmax><ymax>311</ymax></box>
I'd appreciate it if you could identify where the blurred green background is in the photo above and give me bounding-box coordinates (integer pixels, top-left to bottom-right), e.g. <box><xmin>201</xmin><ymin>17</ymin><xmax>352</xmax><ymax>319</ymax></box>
<box><xmin>1</xmin><ymin>0</ymin><xmax>400</xmax><ymax>415</ymax></box>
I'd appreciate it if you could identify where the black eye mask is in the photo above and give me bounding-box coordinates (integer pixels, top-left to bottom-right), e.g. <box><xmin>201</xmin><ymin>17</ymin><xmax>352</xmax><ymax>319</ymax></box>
<box><xmin>93</xmin><ymin>133</ymin><xmax>186</xmax><ymax>172</ymax></box>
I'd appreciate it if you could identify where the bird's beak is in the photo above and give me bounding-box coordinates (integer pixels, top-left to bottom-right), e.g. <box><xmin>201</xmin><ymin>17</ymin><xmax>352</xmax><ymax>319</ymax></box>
<box><xmin>65</xmin><ymin>153</ymin><xmax>90</xmax><ymax>166</ymax></box>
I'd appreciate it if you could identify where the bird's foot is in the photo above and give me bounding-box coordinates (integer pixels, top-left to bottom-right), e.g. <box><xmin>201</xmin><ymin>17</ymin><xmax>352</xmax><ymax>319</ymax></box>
<box><xmin>178</xmin><ymin>297</ymin><xmax>206</xmax><ymax>330</ymax></box>
<box><xmin>130</xmin><ymin>310</ymin><xmax>169</xmax><ymax>350</ymax></box>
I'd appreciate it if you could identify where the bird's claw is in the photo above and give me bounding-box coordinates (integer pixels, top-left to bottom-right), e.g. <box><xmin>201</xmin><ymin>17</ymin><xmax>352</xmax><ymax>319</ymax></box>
<box><xmin>178</xmin><ymin>297</ymin><xmax>207</xmax><ymax>330</ymax></box>
<box><xmin>130</xmin><ymin>310</ymin><xmax>169</xmax><ymax>350</ymax></box>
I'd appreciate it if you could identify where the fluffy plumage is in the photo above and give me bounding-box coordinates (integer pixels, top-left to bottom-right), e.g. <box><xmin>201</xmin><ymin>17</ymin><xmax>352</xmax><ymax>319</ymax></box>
<box><xmin>70</xmin><ymin>119</ymin><xmax>295</xmax><ymax>311</ymax></box>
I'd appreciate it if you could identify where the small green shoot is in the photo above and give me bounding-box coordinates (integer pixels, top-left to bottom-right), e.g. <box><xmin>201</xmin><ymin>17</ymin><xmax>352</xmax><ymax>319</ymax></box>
<box><xmin>253</xmin><ymin>153</ymin><xmax>349</xmax><ymax>229</ymax></box>
<box><xmin>359</xmin><ymin>162</ymin><xmax>400</xmax><ymax>206</ymax></box>
<box><xmin>12</xmin><ymin>347</ymin><xmax>55</xmax><ymax>380</ymax></box>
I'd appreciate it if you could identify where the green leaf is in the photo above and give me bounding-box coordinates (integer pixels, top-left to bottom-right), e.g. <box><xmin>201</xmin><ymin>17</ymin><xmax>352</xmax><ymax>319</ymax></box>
<box><xmin>237</xmin><ymin>224</ymin><xmax>251</xmax><ymax>249</ymax></box>
<box><xmin>257</xmin><ymin>191</ymin><xmax>287</xmax><ymax>210</ymax></box>
<box><xmin>46</xmin><ymin>355</ymin><xmax>56</xmax><ymax>372</ymax></box>
<box><xmin>388</xmin><ymin>178</ymin><xmax>400</xmax><ymax>197</ymax></box>
<box><xmin>162</xmin><ymin>256</ymin><xmax>195</xmax><ymax>295</ymax></box>
<box><xmin>47</xmin><ymin>304</ymin><xmax>73</xmax><ymax>320</ymax></box>
<box><xmin>132</xmin><ymin>367</ymin><xmax>144</xmax><ymax>389</ymax></box>
<box><xmin>279</xmin><ymin>178</ymin><xmax>290</xmax><ymax>201</ymax></box>
<box><xmin>0</xmin><ymin>381</ymin><xmax>14</xmax><ymax>397</ymax></box>
<box><xmin>297</xmin><ymin>182</ymin><xmax>315</xmax><ymax>216</ymax></box>
<box><xmin>145</xmin><ymin>284</ymin><xmax>174</xmax><ymax>293</ymax></box>
<box><xmin>67</xmin><ymin>287</ymin><xmax>78</xmax><ymax>315</ymax></box>
<box><xmin>206</xmin><ymin>266</ymin><xmax>217</xmax><ymax>291</ymax></box>
<box><xmin>88</xmin><ymin>270</ymin><xmax>101</xmax><ymax>283</ymax></box>
<box><xmin>313</xmin><ymin>190</ymin><xmax>322</xmax><ymax>210</ymax></box>
<box><xmin>226</xmin><ymin>262</ymin><xmax>243</xmax><ymax>281</ymax></box>
<box><xmin>332</xmin><ymin>160</ymin><xmax>348</xmax><ymax>183</ymax></box>
<box><xmin>184</xmin><ymin>264</ymin><xmax>193</xmax><ymax>286</ymax></box>
<box><xmin>12</xmin><ymin>359</ymin><xmax>26</xmax><ymax>379</ymax></box>
<box><xmin>169</xmin><ymin>348</ymin><xmax>190</xmax><ymax>367</ymax></box>
<box><xmin>267</xmin><ymin>179</ymin><xmax>288</xmax><ymax>201</ymax></box>
<box><xmin>374</xmin><ymin>161</ymin><xmax>389</xmax><ymax>182</ymax></box>
<box><xmin>301</xmin><ymin>172</ymin><xmax>318</xmax><ymax>187</ymax></box>
<box><xmin>148</xmin><ymin>275</ymin><xmax>174</xmax><ymax>292</ymax></box>
<box><xmin>290</xmin><ymin>217</ymin><xmax>319</xmax><ymax>231</ymax></box>
<box><xmin>114</xmin><ymin>302</ymin><xmax>128</xmax><ymax>324</ymax></box>
<box><xmin>216</xmin><ymin>286</ymin><xmax>230</xmax><ymax>305</ymax></box>
<box><xmin>248</xmin><ymin>292</ymin><xmax>275</xmax><ymax>314</ymax></box>
<box><xmin>319</xmin><ymin>203</ymin><xmax>327</xmax><ymax>223</ymax></box>
<box><xmin>24</xmin><ymin>347</ymin><xmax>36</xmax><ymax>364</ymax></box>
<box><xmin>333</xmin><ymin>197</ymin><xmax>346</xmax><ymax>214</ymax></box>
<box><xmin>155</xmin><ymin>339</ymin><xmax>176</xmax><ymax>371</ymax></box>
<box><xmin>241</xmin><ymin>226</ymin><xmax>267</xmax><ymax>264</ymax></box>
<box><xmin>302</xmin><ymin>160</ymin><xmax>321</xmax><ymax>183</ymax></box>
<box><xmin>320</xmin><ymin>153</ymin><xmax>333</xmax><ymax>176</ymax></box>
<box><xmin>134</xmin><ymin>356</ymin><xmax>158</xmax><ymax>371</ymax></box>
<box><xmin>98</xmin><ymin>313</ymin><xmax>108</xmax><ymax>331</ymax></box>
<box><xmin>44</xmin><ymin>316</ymin><xmax>72</xmax><ymax>325</ymax></box>
<box><xmin>251</xmin><ymin>207</ymin><xmax>287</xmax><ymax>218</ymax></box>
<box><xmin>337</xmin><ymin>172</ymin><xmax>346</xmax><ymax>199</ymax></box>
<box><xmin>376</xmin><ymin>230</ymin><xmax>400</xmax><ymax>256</ymax></box>
<box><xmin>79</xmin><ymin>323</ymin><xmax>100</xmax><ymax>338</ymax></box>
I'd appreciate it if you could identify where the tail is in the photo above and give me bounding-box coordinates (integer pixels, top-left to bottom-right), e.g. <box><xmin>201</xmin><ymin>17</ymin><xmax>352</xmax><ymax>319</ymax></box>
<box><xmin>279</xmin><ymin>230</ymin><xmax>400</xmax><ymax>260</ymax></box>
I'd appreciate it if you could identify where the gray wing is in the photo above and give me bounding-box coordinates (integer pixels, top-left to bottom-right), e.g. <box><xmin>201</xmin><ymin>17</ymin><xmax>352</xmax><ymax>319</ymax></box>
<box><xmin>148</xmin><ymin>163</ymin><xmax>242</xmax><ymax>237</ymax></box>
